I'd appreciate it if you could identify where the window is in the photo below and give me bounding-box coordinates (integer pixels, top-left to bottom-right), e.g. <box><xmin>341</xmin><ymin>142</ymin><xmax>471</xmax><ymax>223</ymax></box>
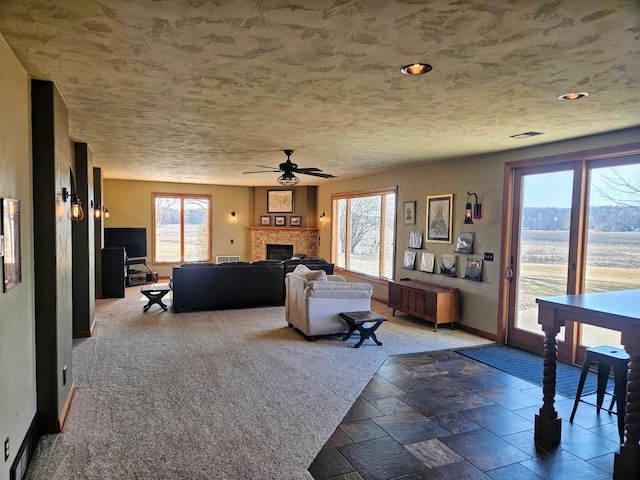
<box><xmin>331</xmin><ymin>187</ymin><xmax>396</xmax><ymax>280</ymax></box>
<box><xmin>153</xmin><ymin>193</ymin><xmax>211</xmax><ymax>264</ymax></box>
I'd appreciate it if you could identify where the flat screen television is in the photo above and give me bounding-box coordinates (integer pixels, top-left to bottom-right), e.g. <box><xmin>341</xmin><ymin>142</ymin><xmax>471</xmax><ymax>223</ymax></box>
<box><xmin>105</xmin><ymin>227</ymin><xmax>147</xmax><ymax>259</ymax></box>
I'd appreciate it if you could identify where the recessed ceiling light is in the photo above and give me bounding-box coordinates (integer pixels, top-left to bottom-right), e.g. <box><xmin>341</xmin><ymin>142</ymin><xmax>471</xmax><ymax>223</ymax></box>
<box><xmin>510</xmin><ymin>131</ymin><xmax>544</xmax><ymax>139</ymax></box>
<box><xmin>401</xmin><ymin>63</ymin><xmax>432</xmax><ymax>75</ymax></box>
<box><xmin>558</xmin><ymin>92</ymin><xmax>588</xmax><ymax>100</ymax></box>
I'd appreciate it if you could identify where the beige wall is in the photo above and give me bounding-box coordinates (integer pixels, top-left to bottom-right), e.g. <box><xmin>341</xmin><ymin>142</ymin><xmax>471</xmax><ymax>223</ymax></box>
<box><xmin>103</xmin><ymin>179</ymin><xmax>253</xmax><ymax>277</ymax></box>
<box><xmin>0</xmin><ymin>34</ymin><xmax>36</xmax><ymax>478</ymax></box>
<box><xmin>253</xmin><ymin>185</ymin><xmax>317</xmax><ymax>227</ymax></box>
<box><xmin>319</xmin><ymin>127</ymin><xmax>640</xmax><ymax>337</ymax></box>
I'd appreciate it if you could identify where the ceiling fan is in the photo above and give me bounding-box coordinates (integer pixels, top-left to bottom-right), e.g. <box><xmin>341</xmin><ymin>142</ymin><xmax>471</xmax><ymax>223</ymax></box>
<box><xmin>243</xmin><ymin>149</ymin><xmax>336</xmax><ymax>185</ymax></box>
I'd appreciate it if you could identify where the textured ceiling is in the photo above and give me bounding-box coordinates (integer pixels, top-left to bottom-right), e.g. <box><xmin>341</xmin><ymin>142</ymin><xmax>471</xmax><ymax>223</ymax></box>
<box><xmin>0</xmin><ymin>0</ymin><xmax>639</xmax><ymax>186</ymax></box>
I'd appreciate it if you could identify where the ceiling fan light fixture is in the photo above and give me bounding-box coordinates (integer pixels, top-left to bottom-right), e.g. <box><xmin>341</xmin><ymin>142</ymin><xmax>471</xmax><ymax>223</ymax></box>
<box><xmin>277</xmin><ymin>172</ymin><xmax>299</xmax><ymax>186</ymax></box>
<box><xmin>401</xmin><ymin>63</ymin><xmax>432</xmax><ymax>75</ymax></box>
<box><xmin>558</xmin><ymin>92</ymin><xmax>588</xmax><ymax>100</ymax></box>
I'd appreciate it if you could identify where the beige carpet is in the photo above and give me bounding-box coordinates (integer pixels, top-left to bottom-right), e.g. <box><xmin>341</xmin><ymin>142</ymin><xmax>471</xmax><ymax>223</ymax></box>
<box><xmin>26</xmin><ymin>288</ymin><xmax>491</xmax><ymax>479</ymax></box>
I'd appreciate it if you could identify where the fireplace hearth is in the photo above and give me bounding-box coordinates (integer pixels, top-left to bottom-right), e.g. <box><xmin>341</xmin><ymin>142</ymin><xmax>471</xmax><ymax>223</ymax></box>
<box><xmin>266</xmin><ymin>244</ymin><xmax>294</xmax><ymax>261</ymax></box>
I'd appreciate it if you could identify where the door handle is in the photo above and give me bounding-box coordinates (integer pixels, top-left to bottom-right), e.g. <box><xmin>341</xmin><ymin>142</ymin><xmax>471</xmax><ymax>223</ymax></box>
<box><xmin>505</xmin><ymin>267</ymin><xmax>513</xmax><ymax>281</ymax></box>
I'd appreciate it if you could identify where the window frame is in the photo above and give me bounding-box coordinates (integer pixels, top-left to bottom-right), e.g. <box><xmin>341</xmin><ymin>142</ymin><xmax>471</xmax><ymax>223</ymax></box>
<box><xmin>331</xmin><ymin>186</ymin><xmax>397</xmax><ymax>282</ymax></box>
<box><xmin>152</xmin><ymin>192</ymin><xmax>212</xmax><ymax>265</ymax></box>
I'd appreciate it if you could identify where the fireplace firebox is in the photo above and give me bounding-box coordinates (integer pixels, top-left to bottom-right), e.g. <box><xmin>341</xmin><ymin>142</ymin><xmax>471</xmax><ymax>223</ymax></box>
<box><xmin>266</xmin><ymin>244</ymin><xmax>294</xmax><ymax>261</ymax></box>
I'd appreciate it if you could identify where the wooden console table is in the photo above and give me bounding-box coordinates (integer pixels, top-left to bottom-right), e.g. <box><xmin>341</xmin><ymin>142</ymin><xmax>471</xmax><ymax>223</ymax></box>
<box><xmin>388</xmin><ymin>278</ymin><xmax>460</xmax><ymax>331</ymax></box>
<box><xmin>535</xmin><ymin>290</ymin><xmax>640</xmax><ymax>478</ymax></box>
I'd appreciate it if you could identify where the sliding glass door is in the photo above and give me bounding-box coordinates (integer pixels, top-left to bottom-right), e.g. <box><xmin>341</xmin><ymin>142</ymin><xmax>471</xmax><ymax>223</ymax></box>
<box><xmin>580</xmin><ymin>162</ymin><xmax>640</xmax><ymax>351</ymax></box>
<box><xmin>504</xmin><ymin>153</ymin><xmax>640</xmax><ymax>362</ymax></box>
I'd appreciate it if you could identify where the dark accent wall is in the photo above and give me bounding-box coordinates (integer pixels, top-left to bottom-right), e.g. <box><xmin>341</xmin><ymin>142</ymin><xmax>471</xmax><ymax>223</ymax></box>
<box><xmin>94</xmin><ymin>167</ymin><xmax>104</xmax><ymax>298</ymax></box>
<box><xmin>31</xmin><ymin>79</ymin><xmax>73</xmax><ymax>433</ymax></box>
<box><xmin>72</xmin><ymin>142</ymin><xmax>95</xmax><ymax>336</ymax></box>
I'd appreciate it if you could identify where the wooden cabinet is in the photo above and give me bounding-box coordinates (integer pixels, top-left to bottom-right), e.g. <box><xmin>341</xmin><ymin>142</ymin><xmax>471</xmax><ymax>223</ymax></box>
<box><xmin>388</xmin><ymin>278</ymin><xmax>460</xmax><ymax>331</ymax></box>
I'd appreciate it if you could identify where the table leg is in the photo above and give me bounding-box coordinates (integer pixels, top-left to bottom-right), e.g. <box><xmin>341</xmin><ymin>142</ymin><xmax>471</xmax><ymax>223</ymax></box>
<box><xmin>614</xmin><ymin>345</ymin><xmax>640</xmax><ymax>478</ymax></box>
<box><xmin>534</xmin><ymin>323</ymin><xmax>562</xmax><ymax>451</ymax></box>
<box><xmin>342</xmin><ymin>326</ymin><xmax>356</xmax><ymax>342</ymax></box>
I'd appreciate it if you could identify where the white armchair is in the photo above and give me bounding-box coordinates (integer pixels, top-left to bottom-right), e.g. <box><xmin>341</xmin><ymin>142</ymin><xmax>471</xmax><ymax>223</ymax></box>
<box><xmin>285</xmin><ymin>266</ymin><xmax>373</xmax><ymax>340</ymax></box>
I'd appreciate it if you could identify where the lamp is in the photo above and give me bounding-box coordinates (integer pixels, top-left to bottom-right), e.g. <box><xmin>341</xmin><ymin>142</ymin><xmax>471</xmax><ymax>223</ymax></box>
<box><xmin>464</xmin><ymin>192</ymin><xmax>481</xmax><ymax>224</ymax></box>
<box><xmin>62</xmin><ymin>187</ymin><xmax>84</xmax><ymax>221</ymax></box>
<box><xmin>319</xmin><ymin>212</ymin><xmax>325</xmax><ymax>224</ymax></box>
<box><xmin>103</xmin><ymin>207</ymin><xmax>110</xmax><ymax>219</ymax></box>
<box><xmin>70</xmin><ymin>194</ymin><xmax>84</xmax><ymax>221</ymax></box>
<box><xmin>91</xmin><ymin>200</ymin><xmax>102</xmax><ymax>219</ymax></box>
<box><xmin>277</xmin><ymin>172</ymin><xmax>299</xmax><ymax>186</ymax></box>
<box><xmin>230</xmin><ymin>211</ymin><xmax>237</xmax><ymax>223</ymax></box>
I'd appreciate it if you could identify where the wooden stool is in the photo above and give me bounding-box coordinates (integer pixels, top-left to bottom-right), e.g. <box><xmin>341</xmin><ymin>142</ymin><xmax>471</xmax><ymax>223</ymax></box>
<box><xmin>141</xmin><ymin>284</ymin><xmax>171</xmax><ymax>312</ymax></box>
<box><xmin>569</xmin><ymin>345</ymin><xmax>629</xmax><ymax>444</ymax></box>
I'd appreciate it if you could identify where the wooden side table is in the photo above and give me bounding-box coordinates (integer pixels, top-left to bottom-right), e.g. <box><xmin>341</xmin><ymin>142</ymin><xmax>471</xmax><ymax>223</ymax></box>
<box><xmin>339</xmin><ymin>311</ymin><xmax>387</xmax><ymax>348</ymax></box>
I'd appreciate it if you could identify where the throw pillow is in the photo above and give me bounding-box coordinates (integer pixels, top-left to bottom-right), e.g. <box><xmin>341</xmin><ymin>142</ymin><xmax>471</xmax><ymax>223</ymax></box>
<box><xmin>293</xmin><ymin>264</ymin><xmax>311</xmax><ymax>275</ymax></box>
<box><xmin>303</xmin><ymin>270</ymin><xmax>327</xmax><ymax>281</ymax></box>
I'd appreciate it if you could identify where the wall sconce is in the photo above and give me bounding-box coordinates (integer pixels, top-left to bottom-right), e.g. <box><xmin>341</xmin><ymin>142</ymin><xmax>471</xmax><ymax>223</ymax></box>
<box><xmin>91</xmin><ymin>200</ymin><xmax>102</xmax><ymax>220</ymax></box>
<box><xmin>230</xmin><ymin>211</ymin><xmax>237</xmax><ymax>223</ymax></box>
<box><xmin>70</xmin><ymin>195</ymin><xmax>84</xmax><ymax>221</ymax></box>
<box><xmin>464</xmin><ymin>192</ymin><xmax>482</xmax><ymax>224</ymax></box>
<box><xmin>319</xmin><ymin>212</ymin><xmax>325</xmax><ymax>224</ymax></box>
<box><xmin>103</xmin><ymin>207</ymin><xmax>110</xmax><ymax>219</ymax></box>
<box><xmin>62</xmin><ymin>187</ymin><xmax>84</xmax><ymax>221</ymax></box>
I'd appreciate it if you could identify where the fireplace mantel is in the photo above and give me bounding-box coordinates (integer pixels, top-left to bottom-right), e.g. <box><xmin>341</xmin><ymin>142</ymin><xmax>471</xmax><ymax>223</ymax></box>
<box><xmin>249</xmin><ymin>227</ymin><xmax>319</xmax><ymax>261</ymax></box>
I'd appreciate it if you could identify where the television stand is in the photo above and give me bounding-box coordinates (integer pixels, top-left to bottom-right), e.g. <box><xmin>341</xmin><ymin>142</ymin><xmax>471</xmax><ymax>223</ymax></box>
<box><xmin>126</xmin><ymin>259</ymin><xmax>158</xmax><ymax>286</ymax></box>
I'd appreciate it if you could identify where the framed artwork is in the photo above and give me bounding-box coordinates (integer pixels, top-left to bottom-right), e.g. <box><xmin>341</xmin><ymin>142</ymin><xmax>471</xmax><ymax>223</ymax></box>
<box><xmin>402</xmin><ymin>250</ymin><xmax>416</xmax><ymax>269</ymax></box>
<box><xmin>455</xmin><ymin>232</ymin><xmax>475</xmax><ymax>254</ymax></box>
<box><xmin>267</xmin><ymin>190</ymin><xmax>294</xmax><ymax>213</ymax></box>
<box><xmin>440</xmin><ymin>254</ymin><xmax>457</xmax><ymax>277</ymax></box>
<box><xmin>464</xmin><ymin>257</ymin><xmax>483</xmax><ymax>282</ymax></box>
<box><xmin>409</xmin><ymin>230</ymin><xmax>423</xmax><ymax>249</ymax></box>
<box><xmin>260</xmin><ymin>215</ymin><xmax>271</xmax><ymax>226</ymax></box>
<box><xmin>290</xmin><ymin>216</ymin><xmax>301</xmax><ymax>226</ymax></box>
<box><xmin>274</xmin><ymin>215</ymin><xmax>286</xmax><ymax>226</ymax></box>
<box><xmin>426</xmin><ymin>194</ymin><xmax>453</xmax><ymax>243</ymax></box>
<box><xmin>419</xmin><ymin>252</ymin><xmax>435</xmax><ymax>273</ymax></box>
<box><xmin>403</xmin><ymin>201</ymin><xmax>416</xmax><ymax>225</ymax></box>
<box><xmin>2</xmin><ymin>198</ymin><xmax>21</xmax><ymax>292</ymax></box>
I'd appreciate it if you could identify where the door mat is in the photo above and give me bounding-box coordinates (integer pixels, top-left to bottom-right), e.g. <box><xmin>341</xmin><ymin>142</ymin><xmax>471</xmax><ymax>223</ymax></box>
<box><xmin>457</xmin><ymin>344</ymin><xmax>611</xmax><ymax>399</ymax></box>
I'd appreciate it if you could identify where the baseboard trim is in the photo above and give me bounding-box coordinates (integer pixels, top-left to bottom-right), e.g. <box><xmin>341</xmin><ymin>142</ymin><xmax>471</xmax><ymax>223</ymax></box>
<box><xmin>72</xmin><ymin>318</ymin><xmax>97</xmax><ymax>339</ymax></box>
<box><xmin>455</xmin><ymin>323</ymin><xmax>497</xmax><ymax>342</ymax></box>
<box><xmin>59</xmin><ymin>382</ymin><xmax>76</xmax><ymax>429</ymax></box>
<box><xmin>10</xmin><ymin>413</ymin><xmax>38</xmax><ymax>480</ymax></box>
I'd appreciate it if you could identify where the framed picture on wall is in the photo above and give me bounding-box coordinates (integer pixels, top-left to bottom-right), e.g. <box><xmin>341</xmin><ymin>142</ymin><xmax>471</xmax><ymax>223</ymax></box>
<box><xmin>274</xmin><ymin>216</ymin><xmax>286</xmax><ymax>226</ymax></box>
<box><xmin>260</xmin><ymin>215</ymin><xmax>271</xmax><ymax>226</ymax></box>
<box><xmin>290</xmin><ymin>216</ymin><xmax>302</xmax><ymax>226</ymax></box>
<box><xmin>267</xmin><ymin>190</ymin><xmax>294</xmax><ymax>213</ymax></box>
<box><xmin>2</xmin><ymin>198</ymin><xmax>21</xmax><ymax>292</ymax></box>
<box><xmin>426</xmin><ymin>194</ymin><xmax>453</xmax><ymax>243</ymax></box>
<box><xmin>403</xmin><ymin>201</ymin><xmax>416</xmax><ymax>225</ymax></box>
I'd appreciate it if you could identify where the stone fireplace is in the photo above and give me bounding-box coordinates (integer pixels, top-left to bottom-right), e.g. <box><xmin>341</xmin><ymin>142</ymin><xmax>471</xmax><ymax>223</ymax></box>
<box><xmin>249</xmin><ymin>227</ymin><xmax>318</xmax><ymax>261</ymax></box>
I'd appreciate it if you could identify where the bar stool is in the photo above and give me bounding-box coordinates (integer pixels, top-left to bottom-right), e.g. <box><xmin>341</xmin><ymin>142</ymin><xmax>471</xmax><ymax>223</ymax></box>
<box><xmin>569</xmin><ymin>345</ymin><xmax>629</xmax><ymax>444</ymax></box>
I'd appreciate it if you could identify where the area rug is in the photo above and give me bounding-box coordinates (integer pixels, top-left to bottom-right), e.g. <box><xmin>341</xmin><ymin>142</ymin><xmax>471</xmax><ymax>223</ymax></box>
<box><xmin>458</xmin><ymin>344</ymin><xmax>611</xmax><ymax>399</ymax></box>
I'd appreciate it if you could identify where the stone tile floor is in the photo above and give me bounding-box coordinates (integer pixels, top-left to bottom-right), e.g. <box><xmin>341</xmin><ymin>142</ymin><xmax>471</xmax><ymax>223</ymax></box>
<box><xmin>309</xmin><ymin>349</ymin><xmax>620</xmax><ymax>480</ymax></box>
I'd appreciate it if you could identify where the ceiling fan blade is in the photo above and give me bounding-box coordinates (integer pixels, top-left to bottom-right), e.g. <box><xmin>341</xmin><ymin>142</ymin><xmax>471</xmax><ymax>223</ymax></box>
<box><xmin>299</xmin><ymin>171</ymin><xmax>336</xmax><ymax>178</ymax></box>
<box><xmin>243</xmin><ymin>169</ymin><xmax>280</xmax><ymax>174</ymax></box>
<box><xmin>294</xmin><ymin>167</ymin><xmax>323</xmax><ymax>173</ymax></box>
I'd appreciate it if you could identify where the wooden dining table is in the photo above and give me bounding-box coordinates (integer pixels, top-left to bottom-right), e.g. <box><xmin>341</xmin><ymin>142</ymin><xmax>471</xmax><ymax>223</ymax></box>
<box><xmin>536</xmin><ymin>289</ymin><xmax>640</xmax><ymax>479</ymax></box>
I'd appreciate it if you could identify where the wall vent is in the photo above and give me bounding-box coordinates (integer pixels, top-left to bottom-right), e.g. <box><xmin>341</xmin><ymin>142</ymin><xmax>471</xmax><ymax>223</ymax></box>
<box><xmin>215</xmin><ymin>256</ymin><xmax>240</xmax><ymax>264</ymax></box>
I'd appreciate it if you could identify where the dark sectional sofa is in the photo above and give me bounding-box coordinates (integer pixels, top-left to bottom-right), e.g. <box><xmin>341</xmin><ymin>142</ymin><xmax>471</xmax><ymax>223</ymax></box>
<box><xmin>171</xmin><ymin>259</ymin><xmax>334</xmax><ymax>313</ymax></box>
